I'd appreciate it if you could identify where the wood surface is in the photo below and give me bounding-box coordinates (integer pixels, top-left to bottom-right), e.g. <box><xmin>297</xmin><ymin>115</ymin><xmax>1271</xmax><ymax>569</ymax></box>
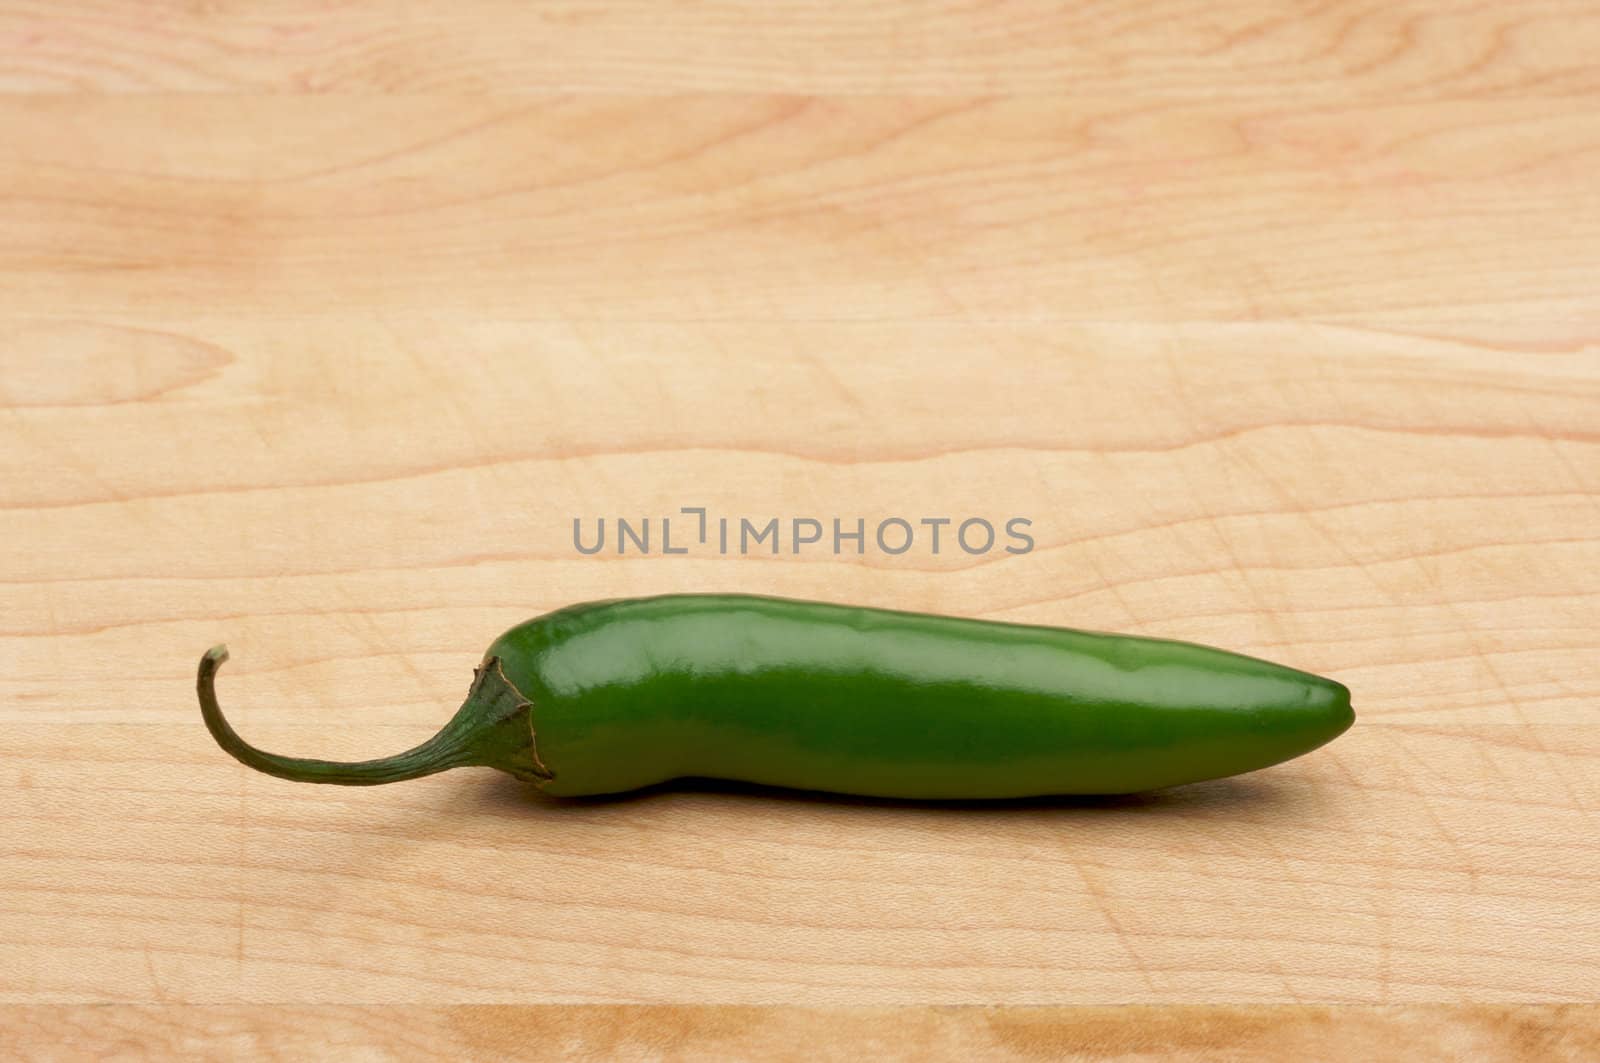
<box><xmin>2</xmin><ymin>1006</ymin><xmax>1598</xmax><ymax>1061</ymax></box>
<box><xmin>2</xmin><ymin>0</ymin><xmax>1598</xmax><ymax>1057</ymax></box>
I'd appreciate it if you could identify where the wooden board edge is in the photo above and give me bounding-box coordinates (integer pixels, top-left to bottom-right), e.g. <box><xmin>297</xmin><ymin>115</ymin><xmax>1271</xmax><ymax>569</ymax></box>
<box><xmin>1</xmin><ymin>1005</ymin><xmax>1596</xmax><ymax>1060</ymax></box>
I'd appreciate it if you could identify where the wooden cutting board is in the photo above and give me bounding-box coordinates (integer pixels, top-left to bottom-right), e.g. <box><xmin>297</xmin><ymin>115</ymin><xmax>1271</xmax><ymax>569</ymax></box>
<box><xmin>3</xmin><ymin>1</ymin><xmax>1597</xmax><ymax>1057</ymax></box>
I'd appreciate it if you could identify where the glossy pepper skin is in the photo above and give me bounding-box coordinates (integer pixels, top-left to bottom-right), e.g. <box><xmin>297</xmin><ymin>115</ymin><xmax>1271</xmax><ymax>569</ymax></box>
<box><xmin>198</xmin><ymin>593</ymin><xmax>1354</xmax><ymax>799</ymax></box>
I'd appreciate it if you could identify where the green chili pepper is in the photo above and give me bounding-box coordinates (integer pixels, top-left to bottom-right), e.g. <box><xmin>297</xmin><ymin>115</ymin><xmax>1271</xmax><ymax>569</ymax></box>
<box><xmin>197</xmin><ymin>593</ymin><xmax>1353</xmax><ymax>799</ymax></box>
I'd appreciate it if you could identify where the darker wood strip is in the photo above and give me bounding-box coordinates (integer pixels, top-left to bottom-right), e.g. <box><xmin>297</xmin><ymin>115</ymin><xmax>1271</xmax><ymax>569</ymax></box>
<box><xmin>0</xmin><ymin>1006</ymin><xmax>1595</xmax><ymax>1060</ymax></box>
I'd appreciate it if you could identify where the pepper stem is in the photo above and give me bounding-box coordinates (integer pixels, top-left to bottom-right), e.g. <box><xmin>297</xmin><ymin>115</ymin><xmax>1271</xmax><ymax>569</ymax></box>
<box><xmin>196</xmin><ymin>645</ymin><xmax>552</xmax><ymax>786</ymax></box>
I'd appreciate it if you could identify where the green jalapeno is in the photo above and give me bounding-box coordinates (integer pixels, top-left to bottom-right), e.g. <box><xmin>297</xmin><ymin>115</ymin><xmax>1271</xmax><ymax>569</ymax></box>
<box><xmin>197</xmin><ymin>593</ymin><xmax>1353</xmax><ymax>799</ymax></box>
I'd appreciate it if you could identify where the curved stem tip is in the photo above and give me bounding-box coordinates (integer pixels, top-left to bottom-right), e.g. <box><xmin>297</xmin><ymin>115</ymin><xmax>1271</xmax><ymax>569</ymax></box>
<box><xmin>196</xmin><ymin>645</ymin><xmax>551</xmax><ymax>786</ymax></box>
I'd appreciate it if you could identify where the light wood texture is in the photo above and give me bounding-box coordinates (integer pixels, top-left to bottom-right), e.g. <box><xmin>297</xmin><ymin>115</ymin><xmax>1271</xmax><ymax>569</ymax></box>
<box><xmin>4</xmin><ymin>96</ymin><xmax>1599</xmax><ymax>329</ymax></box>
<box><xmin>3</xmin><ymin>1006</ymin><xmax>1598</xmax><ymax>1061</ymax></box>
<box><xmin>2</xmin><ymin>1</ymin><xmax>1597</xmax><ymax>1056</ymax></box>
<box><xmin>3</xmin><ymin>1</ymin><xmax>1599</xmax><ymax>97</ymax></box>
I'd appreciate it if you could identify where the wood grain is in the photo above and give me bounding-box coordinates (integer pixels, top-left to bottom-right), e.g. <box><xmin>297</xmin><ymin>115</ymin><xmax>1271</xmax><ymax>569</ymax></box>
<box><xmin>2</xmin><ymin>1</ymin><xmax>1598</xmax><ymax>98</ymax></box>
<box><xmin>2</xmin><ymin>1006</ymin><xmax>1598</xmax><ymax>1061</ymax></box>
<box><xmin>4</xmin><ymin>96</ymin><xmax>1598</xmax><ymax>329</ymax></box>
<box><xmin>2</xmin><ymin>0</ymin><xmax>1598</xmax><ymax>1055</ymax></box>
